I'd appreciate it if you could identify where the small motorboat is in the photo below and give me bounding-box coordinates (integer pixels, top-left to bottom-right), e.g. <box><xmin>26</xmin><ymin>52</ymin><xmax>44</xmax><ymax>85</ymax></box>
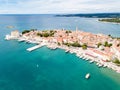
<box><xmin>85</xmin><ymin>73</ymin><xmax>90</xmax><ymax>79</ymax></box>
<box><xmin>90</xmin><ymin>60</ymin><xmax>94</xmax><ymax>63</ymax></box>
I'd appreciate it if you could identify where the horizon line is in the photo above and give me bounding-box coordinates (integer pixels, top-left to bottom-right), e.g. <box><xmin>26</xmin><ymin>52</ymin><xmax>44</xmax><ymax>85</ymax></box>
<box><xmin>0</xmin><ymin>12</ymin><xmax>120</xmax><ymax>15</ymax></box>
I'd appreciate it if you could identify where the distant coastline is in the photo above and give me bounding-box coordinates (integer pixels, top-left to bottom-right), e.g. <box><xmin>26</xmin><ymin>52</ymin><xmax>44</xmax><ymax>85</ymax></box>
<box><xmin>98</xmin><ymin>18</ymin><xmax>120</xmax><ymax>24</ymax></box>
<box><xmin>56</xmin><ymin>13</ymin><xmax>120</xmax><ymax>18</ymax></box>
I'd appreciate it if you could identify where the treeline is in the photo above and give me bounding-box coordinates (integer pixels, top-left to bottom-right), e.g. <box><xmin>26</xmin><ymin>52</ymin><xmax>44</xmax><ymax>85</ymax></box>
<box><xmin>99</xmin><ymin>18</ymin><xmax>120</xmax><ymax>23</ymax></box>
<box><xmin>22</xmin><ymin>29</ymin><xmax>37</xmax><ymax>34</ymax></box>
<box><xmin>22</xmin><ymin>29</ymin><xmax>56</xmax><ymax>37</ymax></box>
<box><xmin>65</xmin><ymin>30</ymin><xmax>72</xmax><ymax>33</ymax></box>
<box><xmin>37</xmin><ymin>30</ymin><xmax>56</xmax><ymax>37</ymax></box>
<box><xmin>63</xmin><ymin>42</ymin><xmax>87</xmax><ymax>49</ymax></box>
<box><xmin>97</xmin><ymin>41</ymin><xmax>112</xmax><ymax>48</ymax></box>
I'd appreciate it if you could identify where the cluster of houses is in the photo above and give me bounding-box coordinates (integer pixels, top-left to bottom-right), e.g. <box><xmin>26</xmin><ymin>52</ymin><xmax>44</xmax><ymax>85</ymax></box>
<box><xmin>5</xmin><ymin>29</ymin><xmax>120</xmax><ymax>61</ymax></box>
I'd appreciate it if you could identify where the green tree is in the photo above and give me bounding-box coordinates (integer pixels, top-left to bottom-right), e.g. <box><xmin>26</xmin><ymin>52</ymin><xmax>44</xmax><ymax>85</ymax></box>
<box><xmin>22</xmin><ymin>30</ymin><xmax>30</xmax><ymax>34</ymax></box>
<box><xmin>108</xmin><ymin>34</ymin><xmax>111</xmax><ymax>37</ymax></box>
<box><xmin>112</xmin><ymin>58</ymin><xmax>120</xmax><ymax>66</ymax></box>
<box><xmin>82</xmin><ymin>43</ymin><xmax>87</xmax><ymax>50</ymax></box>
<box><xmin>97</xmin><ymin>42</ymin><xmax>102</xmax><ymax>48</ymax></box>
<box><xmin>65</xmin><ymin>30</ymin><xmax>72</xmax><ymax>33</ymax></box>
<box><xmin>57</xmin><ymin>42</ymin><xmax>61</xmax><ymax>46</ymax></box>
<box><xmin>104</xmin><ymin>41</ymin><xmax>112</xmax><ymax>47</ymax></box>
<box><xmin>37</xmin><ymin>33</ymin><xmax>43</xmax><ymax>37</ymax></box>
<box><xmin>108</xmin><ymin>43</ymin><xmax>112</xmax><ymax>47</ymax></box>
<box><xmin>50</xmin><ymin>30</ymin><xmax>53</xmax><ymax>33</ymax></box>
<box><xmin>71</xmin><ymin>42</ymin><xmax>81</xmax><ymax>47</ymax></box>
<box><xmin>43</xmin><ymin>33</ymin><xmax>49</xmax><ymax>37</ymax></box>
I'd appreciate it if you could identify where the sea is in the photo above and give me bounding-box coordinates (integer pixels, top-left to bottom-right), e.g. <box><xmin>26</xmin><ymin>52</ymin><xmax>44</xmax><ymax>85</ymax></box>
<box><xmin>0</xmin><ymin>14</ymin><xmax>120</xmax><ymax>90</ymax></box>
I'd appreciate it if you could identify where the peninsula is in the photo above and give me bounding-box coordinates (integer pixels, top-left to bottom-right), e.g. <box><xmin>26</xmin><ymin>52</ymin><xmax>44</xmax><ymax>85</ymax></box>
<box><xmin>5</xmin><ymin>29</ymin><xmax>120</xmax><ymax>73</ymax></box>
<box><xmin>99</xmin><ymin>18</ymin><xmax>120</xmax><ymax>23</ymax></box>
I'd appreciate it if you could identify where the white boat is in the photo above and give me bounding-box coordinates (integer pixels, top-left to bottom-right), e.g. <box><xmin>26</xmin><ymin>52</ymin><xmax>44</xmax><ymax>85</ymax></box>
<box><xmin>103</xmin><ymin>65</ymin><xmax>107</xmax><ymax>68</ymax></box>
<box><xmin>70</xmin><ymin>51</ymin><xmax>74</xmax><ymax>54</ymax></box>
<box><xmin>86</xmin><ymin>58</ymin><xmax>89</xmax><ymax>60</ymax></box>
<box><xmin>85</xmin><ymin>58</ymin><xmax>89</xmax><ymax>60</ymax></box>
<box><xmin>98</xmin><ymin>64</ymin><xmax>103</xmax><ymax>67</ymax></box>
<box><xmin>76</xmin><ymin>54</ymin><xmax>79</xmax><ymax>57</ymax></box>
<box><xmin>65</xmin><ymin>50</ymin><xmax>69</xmax><ymax>53</ymax></box>
<box><xmin>96</xmin><ymin>63</ymin><xmax>99</xmax><ymax>65</ymax></box>
<box><xmin>79</xmin><ymin>55</ymin><xmax>82</xmax><ymax>58</ymax></box>
<box><xmin>80</xmin><ymin>55</ymin><xmax>84</xmax><ymax>58</ymax></box>
<box><xmin>90</xmin><ymin>60</ymin><xmax>94</xmax><ymax>63</ymax></box>
<box><xmin>18</xmin><ymin>39</ymin><xmax>25</xmax><ymax>42</ymax></box>
<box><xmin>85</xmin><ymin>73</ymin><xmax>90</xmax><ymax>79</ymax></box>
<box><xmin>83</xmin><ymin>57</ymin><xmax>86</xmax><ymax>59</ymax></box>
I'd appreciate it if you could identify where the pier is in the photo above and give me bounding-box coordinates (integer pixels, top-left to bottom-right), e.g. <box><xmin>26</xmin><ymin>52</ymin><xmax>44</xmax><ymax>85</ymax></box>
<box><xmin>27</xmin><ymin>44</ymin><xmax>45</xmax><ymax>52</ymax></box>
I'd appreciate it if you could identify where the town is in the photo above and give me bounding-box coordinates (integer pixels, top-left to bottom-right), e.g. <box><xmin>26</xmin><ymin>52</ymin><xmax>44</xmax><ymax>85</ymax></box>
<box><xmin>5</xmin><ymin>28</ymin><xmax>120</xmax><ymax>73</ymax></box>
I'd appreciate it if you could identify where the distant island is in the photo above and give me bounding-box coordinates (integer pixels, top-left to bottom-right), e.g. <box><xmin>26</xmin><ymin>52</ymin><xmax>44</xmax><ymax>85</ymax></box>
<box><xmin>56</xmin><ymin>13</ymin><xmax>120</xmax><ymax>18</ymax></box>
<box><xmin>5</xmin><ymin>29</ymin><xmax>120</xmax><ymax>73</ymax></box>
<box><xmin>98</xmin><ymin>18</ymin><xmax>120</xmax><ymax>23</ymax></box>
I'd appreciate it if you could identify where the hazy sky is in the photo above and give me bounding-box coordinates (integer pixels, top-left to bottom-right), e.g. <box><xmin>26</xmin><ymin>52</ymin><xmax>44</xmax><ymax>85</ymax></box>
<box><xmin>0</xmin><ymin>0</ymin><xmax>120</xmax><ymax>14</ymax></box>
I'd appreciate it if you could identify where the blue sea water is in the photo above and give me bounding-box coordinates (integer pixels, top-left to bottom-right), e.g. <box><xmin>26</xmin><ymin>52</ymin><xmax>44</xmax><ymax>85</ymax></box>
<box><xmin>0</xmin><ymin>14</ymin><xmax>120</xmax><ymax>90</ymax></box>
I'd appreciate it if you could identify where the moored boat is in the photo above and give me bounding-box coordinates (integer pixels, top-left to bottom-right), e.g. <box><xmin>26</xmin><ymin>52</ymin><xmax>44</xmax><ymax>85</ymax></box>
<box><xmin>90</xmin><ymin>60</ymin><xmax>94</xmax><ymax>63</ymax></box>
<box><xmin>65</xmin><ymin>49</ymin><xmax>69</xmax><ymax>53</ymax></box>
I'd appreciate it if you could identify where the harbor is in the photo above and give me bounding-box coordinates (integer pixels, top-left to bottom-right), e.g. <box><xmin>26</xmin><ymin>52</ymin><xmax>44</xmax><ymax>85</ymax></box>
<box><xmin>4</xmin><ymin>29</ymin><xmax>120</xmax><ymax>73</ymax></box>
<box><xmin>2</xmin><ymin>13</ymin><xmax>120</xmax><ymax>90</ymax></box>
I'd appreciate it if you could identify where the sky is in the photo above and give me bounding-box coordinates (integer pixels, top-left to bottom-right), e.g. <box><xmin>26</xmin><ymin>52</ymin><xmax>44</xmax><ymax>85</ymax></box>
<box><xmin>0</xmin><ymin>0</ymin><xmax>120</xmax><ymax>14</ymax></box>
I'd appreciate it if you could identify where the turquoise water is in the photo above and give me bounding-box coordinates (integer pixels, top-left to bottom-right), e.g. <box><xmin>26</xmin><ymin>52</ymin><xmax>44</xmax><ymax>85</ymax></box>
<box><xmin>0</xmin><ymin>14</ymin><xmax>120</xmax><ymax>90</ymax></box>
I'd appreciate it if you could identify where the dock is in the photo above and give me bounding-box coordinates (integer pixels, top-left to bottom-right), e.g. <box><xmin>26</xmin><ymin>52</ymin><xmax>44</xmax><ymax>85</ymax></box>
<box><xmin>27</xmin><ymin>44</ymin><xmax>45</xmax><ymax>52</ymax></box>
